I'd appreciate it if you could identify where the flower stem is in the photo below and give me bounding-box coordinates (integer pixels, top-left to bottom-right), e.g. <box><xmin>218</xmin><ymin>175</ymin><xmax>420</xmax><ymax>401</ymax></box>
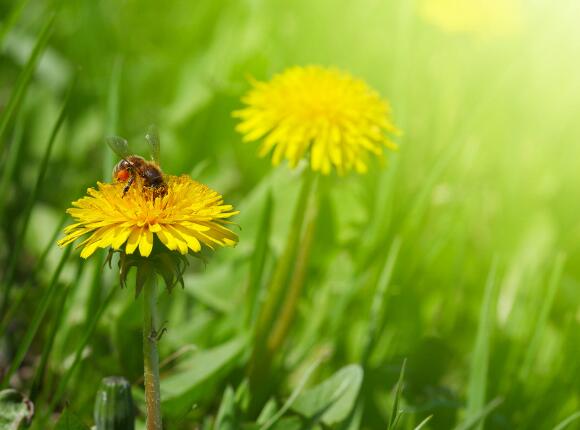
<box><xmin>267</xmin><ymin>181</ymin><xmax>319</xmax><ymax>352</ymax></box>
<box><xmin>143</xmin><ymin>274</ymin><xmax>162</xmax><ymax>430</ymax></box>
<box><xmin>248</xmin><ymin>170</ymin><xmax>318</xmax><ymax>412</ymax></box>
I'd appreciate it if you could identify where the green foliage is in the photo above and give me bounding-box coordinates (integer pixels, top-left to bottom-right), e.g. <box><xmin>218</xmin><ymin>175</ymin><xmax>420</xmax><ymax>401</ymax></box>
<box><xmin>1</xmin><ymin>0</ymin><xmax>580</xmax><ymax>429</ymax></box>
<box><xmin>54</xmin><ymin>408</ymin><xmax>90</xmax><ymax>430</ymax></box>
<box><xmin>292</xmin><ymin>365</ymin><xmax>363</xmax><ymax>426</ymax></box>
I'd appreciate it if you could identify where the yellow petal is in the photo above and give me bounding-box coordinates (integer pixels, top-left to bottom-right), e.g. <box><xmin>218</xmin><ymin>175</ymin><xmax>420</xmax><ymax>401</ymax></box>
<box><xmin>139</xmin><ymin>228</ymin><xmax>154</xmax><ymax>257</ymax></box>
<box><xmin>125</xmin><ymin>228</ymin><xmax>142</xmax><ymax>254</ymax></box>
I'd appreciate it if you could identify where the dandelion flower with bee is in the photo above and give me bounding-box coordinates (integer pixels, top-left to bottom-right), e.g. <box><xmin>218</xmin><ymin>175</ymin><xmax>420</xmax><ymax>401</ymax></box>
<box><xmin>58</xmin><ymin>126</ymin><xmax>238</xmax><ymax>430</ymax></box>
<box><xmin>233</xmin><ymin>65</ymin><xmax>400</xmax><ymax>175</ymax></box>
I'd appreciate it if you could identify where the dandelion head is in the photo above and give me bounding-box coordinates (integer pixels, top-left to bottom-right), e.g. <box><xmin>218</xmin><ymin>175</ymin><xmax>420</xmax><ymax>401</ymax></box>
<box><xmin>58</xmin><ymin>175</ymin><xmax>239</xmax><ymax>259</ymax></box>
<box><xmin>233</xmin><ymin>65</ymin><xmax>399</xmax><ymax>175</ymax></box>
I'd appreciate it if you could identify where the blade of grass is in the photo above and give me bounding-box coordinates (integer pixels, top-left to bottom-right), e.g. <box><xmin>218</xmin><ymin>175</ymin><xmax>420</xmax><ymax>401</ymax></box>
<box><xmin>454</xmin><ymin>397</ymin><xmax>503</xmax><ymax>430</ymax></box>
<box><xmin>362</xmin><ymin>237</ymin><xmax>401</xmax><ymax>366</ymax></box>
<box><xmin>259</xmin><ymin>357</ymin><xmax>323</xmax><ymax>430</ymax></box>
<box><xmin>0</xmin><ymin>13</ymin><xmax>55</xmax><ymax>148</ymax></box>
<box><xmin>0</xmin><ymin>71</ymin><xmax>76</xmax><ymax>316</ymax></box>
<box><xmin>387</xmin><ymin>359</ymin><xmax>407</xmax><ymax>430</ymax></box>
<box><xmin>0</xmin><ymin>213</ymin><xmax>67</xmax><ymax>334</ymax></box>
<box><xmin>553</xmin><ymin>411</ymin><xmax>580</xmax><ymax>430</ymax></box>
<box><xmin>49</xmin><ymin>284</ymin><xmax>117</xmax><ymax>412</ymax></box>
<box><xmin>0</xmin><ymin>110</ymin><xmax>25</xmax><ymax>220</ymax></box>
<box><xmin>29</xmin><ymin>281</ymin><xmax>74</xmax><ymax>401</ymax></box>
<box><xmin>519</xmin><ymin>253</ymin><xmax>566</xmax><ymax>380</ymax></box>
<box><xmin>245</xmin><ymin>190</ymin><xmax>273</xmax><ymax>328</ymax></box>
<box><xmin>465</xmin><ymin>260</ymin><xmax>499</xmax><ymax>430</ymax></box>
<box><xmin>0</xmin><ymin>246</ymin><xmax>71</xmax><ymax>388</ymax></box>
<box><xmin>414</xmin><ymin>415</ymin><xmax>433</xmax><ymax>430</ymax></box>
<box><xmin>103</xmin><ymin>56</ymin><xmax>123</xmax><ymax>179</ymax></box>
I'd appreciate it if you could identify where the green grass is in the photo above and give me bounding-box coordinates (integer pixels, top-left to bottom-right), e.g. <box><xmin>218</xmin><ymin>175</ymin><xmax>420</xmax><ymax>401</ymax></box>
<box><xmin>1</xmin><ymin>0</ymin><xmax>580</xmax><ymax>429</ymax></box>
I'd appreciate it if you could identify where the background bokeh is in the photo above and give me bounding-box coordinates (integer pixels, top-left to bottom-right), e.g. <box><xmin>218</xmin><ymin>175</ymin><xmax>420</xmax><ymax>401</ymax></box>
<box><xmin>1</xmin><ymin>0</ymin><xmax>580</xmax><ymax>428</ymax></box>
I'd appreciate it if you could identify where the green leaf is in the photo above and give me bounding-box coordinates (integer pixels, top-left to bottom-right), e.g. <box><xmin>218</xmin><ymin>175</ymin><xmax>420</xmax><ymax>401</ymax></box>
<box><xmin>257</xmin><ymin>399</ymin><xmax>278</xmax><ymax>426</ymax></box>
<box><xmin>454</xmin><ymin>398</ymin><xmax>503</xmax><ymax>430</ymax></box>
<box><xmin>50</xmin><ymin>286</ymin><xmax>117</xmax><ymax>412</ymax></box>
<box><xmin>0</xmin><ymin>247</ymin><xmax>71</xmax><ymax>388</ymax></box>
<box><xmin>0</xmin><ymin>390</ymin><xmax>33</xmax><ymax>430</ymax></box>
<box><xmin>466</xmin><ymin>260</ymin><xmax>499</xmax><ymax>429</ymax></box>
<box><xmin>388</xmin><ymin>359</ymin><xmax>406</xmax><ymax>430</ymax></box>
<box><xmin>0</xmin><ymin>13</ymin><xmax>55</xmax><ymax>148</ymax></box>
<box><xmin>54</xmin><ymin>408</ymin><xmax>90</xmax><ymax>430</ymax></box>
<box><xmin>414</xmin><ymin>415</ymin><xmax>433</xmax><ymax>430</ymax></box>
<box><xmin>245</xmin><ymin>190</ymin><xmax>273</xmax><ymax>327</ymax></box>
<box><xmin>162</xmin><ymin>337</ymin><xmax>247</xmax><ymax>417</ymax></box>
<box><xmin>553</xmin><ymin>411</ymin><xmax>580</xmax><ymax>430</ymax></box>
<box><xmin>291</xmin><ymin>364</ymin><xmax>363</xmax><ymax>426</ymax></box>
<box><xmin>214</xmin><ymin>386</ymin><xmax>236</xmax><ymax>430</ymax></box>
<box><xmin>270</xmin><ymin>417</ymin><xmax>304</xmax><ymax>430</ymax></box>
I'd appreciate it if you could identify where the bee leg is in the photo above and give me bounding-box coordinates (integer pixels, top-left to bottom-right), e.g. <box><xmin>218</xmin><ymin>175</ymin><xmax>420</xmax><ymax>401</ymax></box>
<box><xmin>122</xmin><ymin>175</ymin><xmax>135</xmax><ymax>197</ymax></box>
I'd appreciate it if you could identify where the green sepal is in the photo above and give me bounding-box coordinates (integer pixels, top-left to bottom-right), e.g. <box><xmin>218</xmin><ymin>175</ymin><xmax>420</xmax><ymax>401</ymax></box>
<box><xmin>105</xmin><ymin>240</ymin><xmax>189</xmax><ymax>297</ymax></box>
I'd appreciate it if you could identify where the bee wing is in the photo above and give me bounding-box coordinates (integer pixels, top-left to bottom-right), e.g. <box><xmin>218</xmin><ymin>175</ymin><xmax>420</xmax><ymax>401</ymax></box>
<box><xmin>106</xmin><ymin>136</ymin><xmax>132</xmax><ymax>159</ymax></box>
<box><xmin>145</xmin><ymin>125</ymin><xmax>161</xmax><ymax>165</ymax></box>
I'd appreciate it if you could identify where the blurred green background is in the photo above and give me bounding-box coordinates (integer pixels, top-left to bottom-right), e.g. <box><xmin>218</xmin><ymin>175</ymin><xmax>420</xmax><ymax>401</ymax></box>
<box><xmin>1</xmin><ymin>0</ymin><xmax>580</xmax><ymax>429</ymax></box>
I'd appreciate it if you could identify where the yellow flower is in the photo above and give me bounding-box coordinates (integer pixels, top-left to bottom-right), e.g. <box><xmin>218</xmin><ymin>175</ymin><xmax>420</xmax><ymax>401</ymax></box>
<box><xmin>419</xmin><ymin>0</ymin><xmax>522</xmax><ymax>37</ymax></box>
<box><xmin>233</xmin><ymin>65</ymin><xmax>399</xmax><ymax>175</ymax></box>
<box><xmin>58</xmin><ymin>175</ymin><xmax>239</xmax><ymax>259</ymax></box>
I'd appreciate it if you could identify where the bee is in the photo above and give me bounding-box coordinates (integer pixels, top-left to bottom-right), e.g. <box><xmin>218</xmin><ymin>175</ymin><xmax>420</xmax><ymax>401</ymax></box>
<box><xmin>106</xmin><ymin>125</ymin><xmax>167</xmax><ymax>197</ymax></box>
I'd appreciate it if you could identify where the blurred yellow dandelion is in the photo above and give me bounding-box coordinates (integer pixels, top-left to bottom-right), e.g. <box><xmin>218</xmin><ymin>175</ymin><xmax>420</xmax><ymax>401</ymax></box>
<box><xmin>233</xmin><ymin>65</ymin><xmax>399</xmax><ymax>175</ymax></box>
<box><xmin>420</xmin><ymin>0</ymin><xmax>522</xmax><ymax>37</ymax></box>
<box><xmin>58</xmin><ymin>175</ymin><xmax>238</xmax><ymax>259</ymax></box>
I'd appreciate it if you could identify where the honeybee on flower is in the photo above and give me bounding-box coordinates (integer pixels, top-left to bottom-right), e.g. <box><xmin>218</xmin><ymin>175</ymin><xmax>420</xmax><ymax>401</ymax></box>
<box><xmin>58</xmin><ymin>127</ymin><xmax>239</xmax><ymax>260</ymax></box>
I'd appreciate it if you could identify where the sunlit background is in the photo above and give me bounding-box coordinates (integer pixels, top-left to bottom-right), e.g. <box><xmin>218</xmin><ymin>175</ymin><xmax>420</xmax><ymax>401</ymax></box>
<box><xmin>1</xmin><ymin>0</ymin><xmax>580</xmax><ymax>428</ymax></box>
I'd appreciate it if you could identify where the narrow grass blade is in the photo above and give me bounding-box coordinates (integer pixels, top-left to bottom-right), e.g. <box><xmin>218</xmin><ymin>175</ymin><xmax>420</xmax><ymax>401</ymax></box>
<box><xmin>362</xmin><ymin>237</ymin><xmax>401</xmax><ymax>366</ymax></box>
<box><xmin>259</xmin><ymin>357</ymin><xmax>322</xmax><ymax>430</ymax></box>
<box><xmin>245</xmin><ymin>191</ymin><xmax>273</xmax><ymax>328</ymax></box>
<box><xmin>0</xmin><ymin>111</ymin><xmax>25</xmax><ymax>219</ymax></box>
<box><xmin>29</xmin><ymin>282</ymin><xmax>73</xmax><ymax>401</ymax></box>
<box><xmin>387</xmin><ymin>359</ymin><xmax>407</xmax><ymax>430</ymax></box>
<box><xmin>454</xmin><ymin>397</ymin><xmax>503</xmax><ymax>430</ymax></box>
<box><xmin>0</xmin><ymin>13</ymin><xmax>55</xmax><ymax>148</ymax></box>
<box><xmin>465</xmin><ymin>260</ymin><xmax>499</xmax><ymax>429</ymax></box>
<box><xmin>553</xmin><ymin>411</ymin><xmax>580</xmax><ymax>430</ymax></box>
<box><xmin>0</xmin><ymin>72</ymin><xmax>76</xmax><ymax>315</ymax></box>
<box><xmin>519</xmin><ymin>253</ymin><xmax>566</xmax><ymax>380</ymax></box>
<box><xmin>0</xmin><ymin>246</ymin><xmax>71</xmax><ymax>388</ymax></box>
<box><xmin>103</xmin><ymin>56</ymin><xmax>123</xmax><ymax>180</ymax></box>
<box><xmin>0</xmin><ymin>213</ymin><xmax>67</xmax><ymax>334</ymax></box>
<box><xmin>214</xmin><ymin>386</ymin><xmax>236</xmax><ymax>430</ymax></box>
<box><xmin>414</xmin><ymin>415</ymin><xmax>433</xmax><ymax>430</ymax></box>
<box><xmin>49</xmin><ymin>285</ymin><xmax>117</xmax><ymax>411</ymax></box>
